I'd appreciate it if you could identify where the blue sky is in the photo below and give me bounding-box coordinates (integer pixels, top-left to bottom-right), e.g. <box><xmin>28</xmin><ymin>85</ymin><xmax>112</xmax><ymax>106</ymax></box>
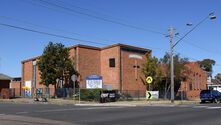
<box><xmin>0</xmin><ymin>0</ymin><xmax>220</xmax><ymax>77</ymax></box>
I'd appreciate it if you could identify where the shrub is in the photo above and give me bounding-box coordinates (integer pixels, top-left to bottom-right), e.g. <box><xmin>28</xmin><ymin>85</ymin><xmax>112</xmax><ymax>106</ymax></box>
<box><xmin>80</xmin><ymin>89</ymin><xmax>101</xmax><ymax>101</ymax></box>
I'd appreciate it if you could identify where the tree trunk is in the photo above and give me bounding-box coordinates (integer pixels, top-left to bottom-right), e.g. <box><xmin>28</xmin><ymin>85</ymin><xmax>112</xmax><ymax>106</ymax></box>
<box><xmin>164</xmin><ymin>80</ymin><xmax>168</xmax><ymax>99</ymax></box>
<box><xmin>166</xmin><ymin>84</ymin><xmax>171</xmax><ymax>99</ymax></box>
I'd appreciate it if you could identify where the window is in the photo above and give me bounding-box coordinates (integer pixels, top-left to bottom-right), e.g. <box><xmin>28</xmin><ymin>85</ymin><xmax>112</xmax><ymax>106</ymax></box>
<box><xmin>109</xmin><ymin>58</ymin><xmax>115</xmax><ymax>67</ymax></box>
<box><xmin>189</xmin><ymin>83</ymin><xmax>193</xmax><ymax>91</ymax></box>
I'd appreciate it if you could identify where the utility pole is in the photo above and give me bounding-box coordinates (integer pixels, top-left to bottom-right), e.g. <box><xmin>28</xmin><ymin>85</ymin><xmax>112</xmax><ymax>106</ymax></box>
<box><xmin>169</xmin><ymin>27</ymin><xmax>174</xmax><ymax>103</ymax></box>
<box><xmin>168</xmin><ymin>12</ymin><xmax>216</xmax><ymax>103</ymax></box>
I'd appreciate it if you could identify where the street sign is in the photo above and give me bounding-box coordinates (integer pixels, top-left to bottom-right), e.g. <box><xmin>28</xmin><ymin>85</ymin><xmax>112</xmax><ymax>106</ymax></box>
<box><xmin>146</xmin><ymin>76</ymin><xmax>153</xmax><ymax>84</ymax></box>
<box><xmin>71</xmin><ymin>74</ymin><xmax>77</xmax><ymax>82</ymax></box>
<box><xmin>147</xmin><ymin>91</ymin><xmax>152</xmax><ymax>99</ymax></box>
<box><xmin>146</xmin><ymin>91</ymin><xmax>159</xmax><ymax>100</ymax></box>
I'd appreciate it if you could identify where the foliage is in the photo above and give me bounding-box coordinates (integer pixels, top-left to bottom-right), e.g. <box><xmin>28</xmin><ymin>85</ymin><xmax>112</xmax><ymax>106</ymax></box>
<box><xmin>80</xmin><ymin>89</ymin><xmax>101</xmax><ymax>101</ymax></box>
<box><xmin>198</xmin><ymin>59</ymin><xmax>215</xmax><ymax>77</ymax></box>
<box><xmin>215</xmin><ymin>73</ymin><xmax>221</xmax><ymax>82</ymax></box>
<box><xmin>38</xmin><ymin>42</ymin><xmax>78</xmax><ymax>88</ymax></box>
<box><xmin>159</xmin><ymin>53</ymin><xmax>189</xmax><ymax>98</ymax></box>
<box><xmin>142</xmin><ymin>52</ymin><xmax>162</xmax><ymax>90</ymax></box>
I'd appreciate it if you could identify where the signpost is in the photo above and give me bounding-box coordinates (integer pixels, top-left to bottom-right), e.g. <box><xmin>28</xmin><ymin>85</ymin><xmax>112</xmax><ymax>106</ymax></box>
<box><xmin>71</xmin><ymin>74</ymin><xmax>77</xmax><ymax>100</ymax></box>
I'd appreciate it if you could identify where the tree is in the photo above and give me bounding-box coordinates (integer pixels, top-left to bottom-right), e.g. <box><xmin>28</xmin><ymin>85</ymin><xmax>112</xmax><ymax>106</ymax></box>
<box><xmin>142</xmin><ymin>52</ymin><xmax>162</xmax><ymax>90</ymax></box>
<box><xmin>38</xmin><ymin>42</ymin><xmax>78</xmax><ymax>97</ymax></box>
<box><xmin>159</xmin><ymin>53</ymin><xmax>189</xmax><ymax>99</ymax></box>
<box><xmin>215</xmin><ymin>73</ymin><xmax>221</xmax><ymax>82</ymax></box>
<box><xmin>198</xmin><ymin>59</ymin><xmax>215</xmax><ymax>77</ymax></box>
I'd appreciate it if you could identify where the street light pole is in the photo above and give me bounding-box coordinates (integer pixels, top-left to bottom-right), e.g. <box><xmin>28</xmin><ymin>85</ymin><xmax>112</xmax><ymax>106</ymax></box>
<box><xmin>169</xmin><ymin>12</ymin><xmax>216</xmax><ymax>103</ymax></box>
<box><xmin>169</xmin><ymin>27</ymin><xmax>174</xmax><ymax>103</ymax></box>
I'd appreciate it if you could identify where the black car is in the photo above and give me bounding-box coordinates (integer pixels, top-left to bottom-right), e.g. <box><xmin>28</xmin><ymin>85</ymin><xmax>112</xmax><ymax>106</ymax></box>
<box><xmin>200</xmin><ymin>90</ymin><xmax>221</xmax><ymax>103</ymax></box>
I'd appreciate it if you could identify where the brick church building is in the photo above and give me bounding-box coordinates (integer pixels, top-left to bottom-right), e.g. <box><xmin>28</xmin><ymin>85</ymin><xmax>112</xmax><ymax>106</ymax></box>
<box><xmin>21</xmin><ymin>43</ymin><xmax>149</xmax><ymax>93</ymax></box>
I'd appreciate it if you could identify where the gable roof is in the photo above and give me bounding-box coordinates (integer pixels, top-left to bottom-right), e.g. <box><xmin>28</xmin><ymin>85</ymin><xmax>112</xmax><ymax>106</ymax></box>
<box><xmin>0</xmin><ymin>73</ymin><xmax>12</xmax><ymax>80</ymax></box>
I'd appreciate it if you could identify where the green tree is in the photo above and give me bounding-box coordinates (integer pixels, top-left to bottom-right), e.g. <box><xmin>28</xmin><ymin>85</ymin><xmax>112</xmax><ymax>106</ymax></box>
<box><xmin>215</xmin><ymin>73</ymin><xmax>221</xmax><ymax>82</ymax></box>
<box><xmin>198</xmin><ymin>59</ymin><xmax>215</xmax><ymax>77</ymax></box>
<box><xmin>38</xmin><ymin>42</ymin><xmax>78</xmax><ymax>97</ymax></box>
<box><xmin>142</xmin><ymin>52</ymin><xmax>162</xmax><ymax>91</ymax></box>
<box><xmin>160</xmin><ymin>53</ymin><xmax>189</xmax><ymax>99</ymax></box>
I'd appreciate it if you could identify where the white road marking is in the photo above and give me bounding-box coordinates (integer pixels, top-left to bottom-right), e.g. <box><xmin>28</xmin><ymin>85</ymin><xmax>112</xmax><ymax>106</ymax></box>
<box><xmin>206</xmin><ymin>106</ymin><xmax>221</xmax><ymax>109</ymax></box>
<box><xmin>193</xmin><ymin>105</ymin><xmax>209</xmax><ymax>108</ymax></box>
<box><xmin>177</xmin><ymin>105</ymin><xmax>192</xmax><ymax>108</ymax></box>
<box><xmin>35</xmin><ymin>106</ymin><xmax>125</xmax><ymax>113</ymax></box>
<box><xmin>15</xmin><ymin>112</ymin><xmax>28</xmax><ymax>114</ymax></box>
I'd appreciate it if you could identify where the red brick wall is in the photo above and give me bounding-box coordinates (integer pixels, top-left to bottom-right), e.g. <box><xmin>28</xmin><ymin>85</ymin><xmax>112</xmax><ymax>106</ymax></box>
<box><xmin>121</xmin><ymin>50</ymin><xmax>146</xmax><ymax>91</ymax></box>
<box><xmin>22</xmin><ymin>60</ymin><xmax>54</xmax><ymax>96</ymax></box>
<box><xmin>0</xmin><ymin>80</ymin><xmax>10</xmax><ymax>92</ymax></box>
<box><xmin>22</xmin><ymin>44</ymin><xmax>148</xmax><ymax>93</ymax></box>
<box><xmin>22</xmin><ymin>61</ymin><xmax>33</xmax><ymax>87</ymax></box>
<box><xmin>76</xmin><ymin>47</ymin><xmax>101</xmax><ymax>88</ymax></box>
<box><xmin>100</xmin><ymin>46</ymin><xmax>120</xmax><ymax>90</ymax></box>
<box><xmin>180</xmin><ymin>62</ymin><xmax>207</xmax><ymax>100</ymax></box>
<box><xmin>10</xmin><ymin>81</ymin><xmax>21</xmax><ymax>96</ymax></box>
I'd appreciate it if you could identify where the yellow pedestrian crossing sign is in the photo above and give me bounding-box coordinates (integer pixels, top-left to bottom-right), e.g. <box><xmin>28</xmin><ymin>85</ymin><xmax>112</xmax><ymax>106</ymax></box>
<box><xmin>146</xmin><ymin>76</ymin><xmax>153</xmax><ymax>84</ymax></box>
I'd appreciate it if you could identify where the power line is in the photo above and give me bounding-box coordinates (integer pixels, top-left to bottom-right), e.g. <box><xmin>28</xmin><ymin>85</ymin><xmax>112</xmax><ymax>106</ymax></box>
<box><xmin>173</xmin><ymin>12</ymin><xmax>215</xmax><ymax>48</ymax></box>
<box><xmin>55</xmin><ymin>0</ymin><xmax>164</xmax><ymax>32</ymax></box>
<box><xmin>0</xmin><ymin>15</ymin><xmax>115</xmax><ymax>43</ymax></box>
<box><xmin>55</xmin><ymin>0</ymin><xmax>126</xmax><ymax>23</ymax></box>
<box><xmin>0</xmin><ymin>15</ymin><xmax>164</xmax><ymax>50</ymax></box>
<box><xmin>0</xmin><ymin>22</ymin><xmax>107</xmax><ymax>45</ymax></box>
<box><xmin>35</xmin><ymin>0</ymin><xmax>166</xmax><ymax>35</ymax></box>
<box><xmin>174</xmin><ymin>36</ymin><xmax>220</xmax><ymax>56</ymax></box>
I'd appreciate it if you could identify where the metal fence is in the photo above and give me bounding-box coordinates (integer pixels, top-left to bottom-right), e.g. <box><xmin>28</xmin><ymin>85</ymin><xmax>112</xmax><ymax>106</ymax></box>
<box><xmin>3</xmin><ymin>88</ymin><xmax>187</xmax><ymax>101</ymax></box>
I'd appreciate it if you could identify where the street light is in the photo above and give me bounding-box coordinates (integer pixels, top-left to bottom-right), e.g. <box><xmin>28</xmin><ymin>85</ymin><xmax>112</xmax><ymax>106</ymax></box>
<box><xmin>169</xmin><ymin>12</ymin><xmax>216</xmax><ymax>103</ymax></box>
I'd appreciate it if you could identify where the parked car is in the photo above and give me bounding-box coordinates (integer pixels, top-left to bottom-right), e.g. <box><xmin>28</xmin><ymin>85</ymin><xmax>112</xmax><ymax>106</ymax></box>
<box><xmin>200</xmin><ymin>90</ymin><xmax>221</xmax><ymax>103</ymax></box>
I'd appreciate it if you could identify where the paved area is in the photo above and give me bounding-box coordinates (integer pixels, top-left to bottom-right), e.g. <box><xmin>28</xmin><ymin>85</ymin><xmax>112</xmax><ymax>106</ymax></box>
<box><xmin>1</xmin><ymin>103</ymin><xmax>221</xmax><ymax>125</ymax></box>
<box><xmin>0</xmin><ymin>98</ymin><xmax>200</xmax><ymax>106</ymax></box>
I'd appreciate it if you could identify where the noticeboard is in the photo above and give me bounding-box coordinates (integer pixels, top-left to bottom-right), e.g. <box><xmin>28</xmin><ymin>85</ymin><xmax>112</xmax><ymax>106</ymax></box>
<box><xmin>86</xmin><ymin>75</ymin><xmax>102</xmax><ymax>89</ymax></box>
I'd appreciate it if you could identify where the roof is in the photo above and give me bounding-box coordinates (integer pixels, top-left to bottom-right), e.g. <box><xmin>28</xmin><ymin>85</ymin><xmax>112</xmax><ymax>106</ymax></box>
<box><xmin>21</xmin><ymin>43</ymin><xmax>150</xmax><ymax>63</ymax></box>
<box><xmin>0</xmin><ymin>73</ymin><xmax>12</xmax><ymax>80</ymax></box>
<box><xmin>211</xmin><ymin>79</ymin><xmax>221</xmax><ymax>85</ymax></box>
<box><xmin>21</xmin><ymin>56</ymin><xmax>40</xmax><ymax>63</ymax></box>
<box><xmin>12</xmin><ymin>77</ymin><xmax>22</xmax><ymax>81</ymax></box>
<box><xmin>69</xmin><ymin>44</ymin><xmax>101</xmax><ymax>50</ymax></box>
<box><xmin>101</xmin><ymin>43</ymin><xmax>150</xmax><ymax>52</ymax></box>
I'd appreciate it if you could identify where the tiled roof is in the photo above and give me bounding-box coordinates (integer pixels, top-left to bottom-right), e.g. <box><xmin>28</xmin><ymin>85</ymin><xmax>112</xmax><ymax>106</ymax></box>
<box><xmin>0</xmin><ymin>73</ymin><xmax>12</xmax><ymax>80</ymax></box>
<box><xmin>211</xmin><ymin>79</ymin><xmax>221</xmax><ymax>85</ymax></box>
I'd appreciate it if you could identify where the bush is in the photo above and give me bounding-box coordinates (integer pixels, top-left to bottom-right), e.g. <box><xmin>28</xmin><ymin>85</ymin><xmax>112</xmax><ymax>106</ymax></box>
<box><xmin>80</xmin><ymin>89</ymin><xmax>101</xmax><ymax>101</ymax></box>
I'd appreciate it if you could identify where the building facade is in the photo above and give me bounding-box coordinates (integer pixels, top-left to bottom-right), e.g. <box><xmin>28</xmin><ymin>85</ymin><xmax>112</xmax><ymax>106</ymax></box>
<box><xmin>180</xmin><ymin>62</ymin><xmax>207</xmax><ymax>100</ymax></box>
<box><xmin>21</xmin><ymin>44</ymin><xmax>150</xmax><ymax>93</ymax></box>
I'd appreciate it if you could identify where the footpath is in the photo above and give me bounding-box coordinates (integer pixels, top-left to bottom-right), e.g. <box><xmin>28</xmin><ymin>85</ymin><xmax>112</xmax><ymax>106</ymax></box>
<box><xmin>0</xmin><ymin>98</ymin><xmax>200</xmax><ymax>106</ymax></box>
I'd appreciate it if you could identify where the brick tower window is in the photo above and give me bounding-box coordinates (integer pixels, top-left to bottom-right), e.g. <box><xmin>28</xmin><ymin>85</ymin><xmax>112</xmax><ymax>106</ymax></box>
<box><xmin>189</xmin><ymin>83</ymin><xmax>193</xmax><ymax>91</ymax></box>
<box><xmin>109</xmin><ymin>58</ymin><xmax>115</xmax><ymax>67</ymax></box>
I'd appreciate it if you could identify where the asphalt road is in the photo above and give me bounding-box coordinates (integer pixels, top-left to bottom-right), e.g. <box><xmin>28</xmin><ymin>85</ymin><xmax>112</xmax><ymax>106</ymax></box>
<box><xmin>1</xmin><ymin>103</ymin><xmax>221</xmax><ymax>125</ymax></box>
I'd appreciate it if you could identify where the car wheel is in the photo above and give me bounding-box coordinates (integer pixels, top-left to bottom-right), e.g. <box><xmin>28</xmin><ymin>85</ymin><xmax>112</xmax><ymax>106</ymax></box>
<box><xmin>214</xmin><ymin>98</ymin><xmax>218</xmax><ymax>103</ymax></box>
<box><xmin>201</xmin><ymin>100</ymin><xmax>205</xmax><ymax>104</ymax></box>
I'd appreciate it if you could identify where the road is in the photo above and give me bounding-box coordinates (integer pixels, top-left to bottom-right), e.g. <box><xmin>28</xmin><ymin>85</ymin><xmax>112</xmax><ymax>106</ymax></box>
<box><xmin>0</xmin><ymin>103</ymin><xmax>221</xmax><ymax>125</ymax></box>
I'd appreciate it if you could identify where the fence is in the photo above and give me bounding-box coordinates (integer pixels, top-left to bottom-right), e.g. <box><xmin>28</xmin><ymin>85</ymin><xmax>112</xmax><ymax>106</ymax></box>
<box><xmin>2</xmin><ymin>87</ymin><xmax>188</xmax><ymax>101</ymax></box>
<box><xmin>0</xmin><ymin>88</ymin><xmax>15</xmax><ymax>99</ymax></box>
